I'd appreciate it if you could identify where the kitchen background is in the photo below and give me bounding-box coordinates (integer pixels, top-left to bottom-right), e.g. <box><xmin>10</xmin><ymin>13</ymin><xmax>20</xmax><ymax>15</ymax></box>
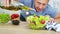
<box><xmin>49</xmin><ymin>0</ymin><xmax>60</xmax><ymax>12</ymax></box>
<box><xmin>0</xmin><ymin>0</ymin><xmax>60</xmax><ymax>12</ymax></box>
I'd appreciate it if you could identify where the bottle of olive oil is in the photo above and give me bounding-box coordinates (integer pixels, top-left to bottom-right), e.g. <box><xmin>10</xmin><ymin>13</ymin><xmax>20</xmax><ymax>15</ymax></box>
<box><xmin>10</xmin><ymin>1</ymin><xmax>35</xmax><ymax>11</ymax></box>
<box><xmin>19</xmin><ymin>5</ymin><xmax>35</xmax><ymax>11</ymax></box>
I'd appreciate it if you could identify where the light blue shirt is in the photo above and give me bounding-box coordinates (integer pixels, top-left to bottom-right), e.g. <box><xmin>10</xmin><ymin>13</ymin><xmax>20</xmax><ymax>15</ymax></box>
<box><xmin>19</xmin><ymin>0</ymin><xmax>57</xmax><ymax>19</ymax></box>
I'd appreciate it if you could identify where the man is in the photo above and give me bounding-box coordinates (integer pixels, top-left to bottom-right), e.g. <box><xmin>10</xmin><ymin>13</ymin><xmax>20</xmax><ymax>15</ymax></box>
<box><xmin>19</xmin><ymin>0</ymin><xmax>60</xmax><ymax>23</ymax></box>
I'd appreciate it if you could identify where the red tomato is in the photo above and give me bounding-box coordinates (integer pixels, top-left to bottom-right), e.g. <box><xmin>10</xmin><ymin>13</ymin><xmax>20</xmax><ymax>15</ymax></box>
<box><xmin>41</xmin><ymin>20</ymin><xmax>45</xmax><ymax>24</ymax></box>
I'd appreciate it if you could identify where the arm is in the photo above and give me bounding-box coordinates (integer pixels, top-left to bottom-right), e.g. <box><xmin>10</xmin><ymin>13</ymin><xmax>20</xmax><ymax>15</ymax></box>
<box><xmin>47</xmin><ymin>7</ymin><xmax>60</xmax><ymax>23</ymax></box>
<box><xmin>54</xmin><ymin>12</ymin><xmax>60</xmax><ymax>23</ymax></box>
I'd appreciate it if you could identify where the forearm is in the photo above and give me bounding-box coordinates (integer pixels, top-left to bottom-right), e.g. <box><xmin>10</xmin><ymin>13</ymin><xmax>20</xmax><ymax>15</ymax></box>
<box><xmin>54</xmin><ymin>12</ymin><xmax>60</xmax><ymax>23</ymax></box>
<box><xmin>54</xmin><ymin>18</ymin><xmax>60</xmax><ymax>23</ymax></box>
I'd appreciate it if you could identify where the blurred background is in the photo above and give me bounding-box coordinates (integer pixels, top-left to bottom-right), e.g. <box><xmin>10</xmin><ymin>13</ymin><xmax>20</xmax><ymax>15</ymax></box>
<box><xmin>48</xmin><ymin>0</ymin><xmax>60</xmax><ymax>12</ymax></box>
<box><xmin>0</xmin><ymin>0</ymin><xmax>60</xmax><ymax>12</ymax></box>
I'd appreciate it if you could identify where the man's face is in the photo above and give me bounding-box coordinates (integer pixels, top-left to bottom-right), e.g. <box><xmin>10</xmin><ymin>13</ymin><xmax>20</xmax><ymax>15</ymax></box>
<box><xmin>34</xmin><ymin>0</ymin><xmax>49</xmax><ymax>12</ymax></box>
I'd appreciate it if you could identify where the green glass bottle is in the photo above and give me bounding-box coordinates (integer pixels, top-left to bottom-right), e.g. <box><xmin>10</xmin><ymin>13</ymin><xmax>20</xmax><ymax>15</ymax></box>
<box><xmin>12</xmin><ymin>1</ymin><xmax>36</xmax><ymax>11</ymax></box>
<box><xmin>19</xmin><ymin>5</ymin><xmax>35</xmax><ymax>11</ymax></box>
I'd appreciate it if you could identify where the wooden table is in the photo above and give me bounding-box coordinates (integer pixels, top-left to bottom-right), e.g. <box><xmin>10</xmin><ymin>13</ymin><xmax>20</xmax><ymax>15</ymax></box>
<box><xmin>0</xmin><ymin>8</ymin><xmax>60</xmax><ymax>34</ymax></box>
<box><xmin>0</xmin><ymin>21</ymin><xmax>60</xmax><ymax>34</ymax></box>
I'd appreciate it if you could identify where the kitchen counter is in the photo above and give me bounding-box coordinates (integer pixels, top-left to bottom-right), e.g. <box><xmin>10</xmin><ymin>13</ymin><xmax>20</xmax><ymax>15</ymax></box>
<box><xmin>0</xmin><ymin>21</ymin><xmax>60</xmax><ymax>34</ymax></box>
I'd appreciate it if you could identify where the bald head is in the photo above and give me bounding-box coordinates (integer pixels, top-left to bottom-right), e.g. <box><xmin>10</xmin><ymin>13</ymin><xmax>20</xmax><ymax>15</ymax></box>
<box><xmin>34</xmin><ymin>0</ymin><xmax>49</xmax><ymax>4</ymax></box>
<box><xmin>35</xmin><ymin>0</ymin><xmax>49</xmax><ymax>1</ymax></box>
